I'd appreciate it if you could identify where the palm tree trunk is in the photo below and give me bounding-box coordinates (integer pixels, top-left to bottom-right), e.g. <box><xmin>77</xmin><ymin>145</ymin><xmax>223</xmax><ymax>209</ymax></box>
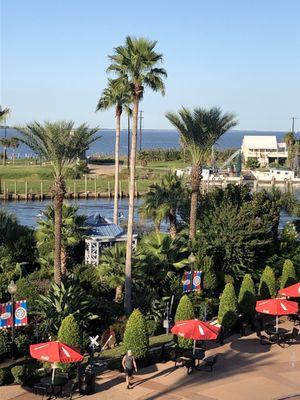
<box><xmin>115</xmin><ymin>285</ymin><xmax>123</xmax><ymax>303</ymax></box>
<box><xmin>61</xmin><ymin>247</ymin><xmax>67</xmax><ymax>277</ymax></box>
<box><xmin>124</xmin><ymin>95</ymin><xmax>139</xmax><ymax>314</ymax></box>
<box><xmin>127</xmin><ymin>113</ymin><xmax>130</xmax><ymax>170</ymax></box>
<box><xmin>169</xmin><ymin>210</ymin><xmax>177</xmax><ymax>239</ymax></box>
<box><xmin>114</xmin><ymin>109</ymin><xmax>121</xmax><ymax>225</ymax></box>
<box><xmin>12</xmin><ymin>150</ymin><xmax>15</xmax><ymax>165</ymax></box>
<box><xmin>3</xmin><ymin>147</ymin><xmax>6</xmax><ymax>166</ymax></box>
<box><xmin>189</xmin><ymin>164</ymin><xmax>201</xmax><ymax>239</ymax></box>
<box><xmin>53</xmin><ymin>178</ymin><xmax>65</xmax><ymax>285</ymax></box>
<box><xmin>155</xmin><ymin>221</ymin><xmax>161</xmax><ymax>233</ymax></box>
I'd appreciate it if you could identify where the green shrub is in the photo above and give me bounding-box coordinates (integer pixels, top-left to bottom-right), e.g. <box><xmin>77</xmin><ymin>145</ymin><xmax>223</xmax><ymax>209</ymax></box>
<box><xmin>123</xmin><ymin>309</ymin><xmax>149</xmax><ymax>359</ymax></box>
<box><xmin>218</xmin><ymin>283</ymin><xmax>238</xmax><ymax>331</ymax></box>
<box><xmin>281</xmin><ymin>259</ymin><xmax>297</xmax><ymax>289</ymax></box>
<box><xmin>146</xmin><ymin>319</ymin><xmax>157</xmax><ymax>337</ymax></box>
<box><xmin>15</xmin><ymin>334</ymin><xmax>30</xmax><ymax>356</ymax></box>
<box><xmin>175</xmin><ymin>295</ymin><xmax>195</xmax><ymax>349</ymax></box>
<box><xmin>109</xmin><ymin>316</ymin><xmax>128</xmax><ymax>344</ymax></box>
<box><xmin>201</xmin><ymin>256</ymin><xmax>217</xmax><ymax>291</ymax></box>
<box><xmin>259</xmin><ymin>266</ymin><xmax>276</xmax><ymax>299</ymax></box>
<box><xmin>57</xmin><ymin>314</ymin><xmax>80</xmax><ymax>347</ymax></box>
<box><xmin>0</xmin><ymin>368</ymin><xmax>6</xmax><ymax>386</ymax></box>
<box><xmin>11</xmin><ymin>365</ymin><xmax>25</xmax><ymax>384</ymax></box>
<box><xmin>238</xmin><ymin>274</ymin><xmax>256</xmax><ymax>321</ymax></box>
<box><xmin>0</xmin><ymin>331</ymin><xmax>11</xmax><ymax>361</ymax></box>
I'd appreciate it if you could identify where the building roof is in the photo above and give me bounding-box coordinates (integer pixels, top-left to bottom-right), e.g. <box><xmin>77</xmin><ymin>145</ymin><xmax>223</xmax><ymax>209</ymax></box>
<box><xmin>85</xmin><ymin>213</ymin><xmax>124</xmax><ymax>238</ymax></box>
<box><xmin>242</xmin><ymin>135</ymin><xmax>278</xmax><ymax>149</ymax></box>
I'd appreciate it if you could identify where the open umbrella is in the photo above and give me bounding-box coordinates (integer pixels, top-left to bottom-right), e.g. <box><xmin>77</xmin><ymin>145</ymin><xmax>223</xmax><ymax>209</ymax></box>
<box><xmin>30</xmin><ymin>341</ymin><xmax>83</xmax><ymax>382</ymax></box>
<box><xmin>278</xmin><ymin>283</ymin><xmax>300</xmax><ymax>298</ymax></box>
<box><xmin>255</xmin><ymin>298</ymin><xmax>298</xmax><ymax>332</ymax></box>
<box><xmin>171</xmin><ymin>320</ymin><xmax>220</xmax><ymax>354</ymax></box>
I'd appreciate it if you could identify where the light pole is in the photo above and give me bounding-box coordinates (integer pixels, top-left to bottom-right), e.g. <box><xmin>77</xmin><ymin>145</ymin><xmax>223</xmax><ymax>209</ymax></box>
<box><xmin>188</xmin><ymin>252</ymin><xmax>196</xmax><ymax>274</ymax></box>
<box><xmin>7</xmin><ymin>280</ymin><xmax>17</xmax><ymax>358</ymax></box>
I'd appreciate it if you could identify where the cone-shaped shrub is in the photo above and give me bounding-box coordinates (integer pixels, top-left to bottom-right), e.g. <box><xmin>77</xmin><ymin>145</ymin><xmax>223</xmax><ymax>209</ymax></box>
<box><xmin>281</xmin><ymin>259</ymin><xmax>297</xmax><ymax>289</ymax></box>
<box><xmin>58</xmin><ymin>314</ymin><xmax>80</xmax><ymax>347</ymax></box>
<box><xmin>202</xmin><ymin>256</ymin><xmax>217</xmax><ymax>291</ymax></box>
<box><xmin>258</xmin><ymin>266</ymin><xmax>276</xmax><ymax>299</ymax></box>
<box><xmin>238</xmin><ymin>274</ymin><xmax>256</xmax><ymax>321</ymax></box>
<box><xmin>123</xmin><ymin>309</ymin><xmax>149</xmax><ymax>358</ymax></box>
<box><xmin>218</xmin><ymin>283</ymin><xmax>238</xmax><ymax>331</ymax></box>
<box><xmin>175</xmin><ymin>295</ymin><xmax>195</xmax><ymax>349</ymax></box>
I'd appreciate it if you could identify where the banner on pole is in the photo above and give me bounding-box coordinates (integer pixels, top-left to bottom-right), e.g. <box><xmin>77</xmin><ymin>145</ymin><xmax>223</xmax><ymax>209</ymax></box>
<box><xmin>0</xmin><ymin>302</ymin><xmax>13</xmax><ymax>329</ymax></box>
<box><xmin>14</xmin><ymin>300</ymin><xmax>28</xmax><ymax>327</ymax></box>
<box><xmin>182</xmin><ymin>271</ymin><xmax>192</xmax><ymax>293</ymax></box>
<box><xmin>182</xmin><ymin>271</ymin><xmax>202</xmax><ymax>293</ymax></box>
<box><xmin>192</xmin><ymin>271</ymin><xmax>202</xmax><ymax>291</ymax></box>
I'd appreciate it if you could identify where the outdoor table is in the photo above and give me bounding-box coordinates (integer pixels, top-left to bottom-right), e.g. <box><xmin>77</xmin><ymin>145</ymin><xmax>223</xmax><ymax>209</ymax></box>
<box><xmin>40</xmin><ymin>376</ymin><xmax>68</xmax><ymax>398</ymax></box>
<box><xmin>265</xmin><ymin>327</ymin><xmax>289</xmax><ymax>342</ymax></box>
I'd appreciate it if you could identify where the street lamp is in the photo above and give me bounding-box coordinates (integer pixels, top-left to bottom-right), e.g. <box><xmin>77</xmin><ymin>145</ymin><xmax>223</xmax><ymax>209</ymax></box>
<box><xmin>188</xmin><ymin>252</ymin><xmax>196</xmax><ymax>266</ymax></box>
<box><xmin>7</xmin><ymin>281</ymin><xmax>17</xmax><ymax>358</ymax></box>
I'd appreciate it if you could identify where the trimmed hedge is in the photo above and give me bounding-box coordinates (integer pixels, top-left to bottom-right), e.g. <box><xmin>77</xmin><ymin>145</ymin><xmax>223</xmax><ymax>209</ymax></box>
<box><xmin>281</xmin><ymin>259</ymin><xmax>297</xmax><ymax>289</ymax></box>
<box><xmin>259</xmin><ymin>266</ymin><xmax>276</xmax><ymax>299</ymax></box>
<box><xmin>175</xmin><ymin>295</ymin><xmax>195</xmax><ymax>349</ymax></box>
<box><xmin>0</xmin><ymin>368</ymin><xmax>6</xmax><ymax>386</ymax></box>
<box><xmin>218</xmin><ymin>283</ymin><xmax>238</xmax><ymax>331</ymax></box>
<box><xmin>57</xmin><ymin>314</ymin><xmax>80</xmax><ymax>347</ymax></box>
<box><xmin>123</xmin><ymin>309</ymin><xmax>149</xmax><ymax>359</ymax></box>
<box><xmin>11</xmin><ymin>365</ymin><xmax>25</xmax><ymax>384</ymax></box>
<box><xmin>238</xmin><ymin>274</ymin><xmax>256</xmax><ymax>321</ymax></box>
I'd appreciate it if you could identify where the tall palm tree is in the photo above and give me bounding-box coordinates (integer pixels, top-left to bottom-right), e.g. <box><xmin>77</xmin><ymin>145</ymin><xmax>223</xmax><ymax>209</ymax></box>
<box><xmin>166</xmin><ymin>107</ymin><xmax>237</xmax><ymax>239</ymax></box>
<box><xmin>0</xmin><ymin>107</ymin><xmax>11</xmax><ymax>165</ymax></box>
<box><xmin>0</xmin><ymin>107</ymin><xmax>10</xmax><ymax>123</ymax></box>
<box><xmin>107</xmin><ymin>36</ymin><xmax>167</xmax><ymax>313</ymax></box>
<box><xmin>139</xmin><ymin>173</ymin><xmax>185</xmax><ymax>237</ymax></box>
<box><xmin>18</xmin><ymin>121</ymin><xmax>99</xmax><ymax>284</ymax></box>
<box><xmin>10</xmin><ymin>137</ymin><xmax>20</xmax><ymax>165</ymax></box>
<box><xmin>0</xmin><ymin>138</ymin><xmax>11</xmax><ymax>165</ymax></box>
<box><xmin>96</xmin><ymin>78</ymin><xmax>132</xmax><ymax>224</ymax></box>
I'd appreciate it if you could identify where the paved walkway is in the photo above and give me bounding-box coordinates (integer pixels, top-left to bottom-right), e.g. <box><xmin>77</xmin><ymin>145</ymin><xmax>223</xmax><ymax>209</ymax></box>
<box><xmin>2</xmin><ymin>321</ymin><xmax>300</xmax><ymax>400</ymax></box>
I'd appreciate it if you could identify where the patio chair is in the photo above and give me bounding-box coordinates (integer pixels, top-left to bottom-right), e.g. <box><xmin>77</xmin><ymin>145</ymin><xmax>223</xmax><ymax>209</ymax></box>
<box><xmin>33</xmin><ymin>384</ymin><xmax>46</xmax><ymax>399</ymax></box>
<box><xmin>201</xmin><ymin>354</ymin><xmax>219</xmax><ymax>372</ymax></box>
<box><xmin>256</xmin><ymin>329</ymin><xmax>270</xmax><ymax>345</ymax></box>
<box><xmin>281</xmin><ymin>327</ymin><xmax>299</xmax><ymax>346</ymax></box>
<box><xmin>61</xmin><ymin>380</ymin><xmax>79</xmax><ymax>399</ymax></box>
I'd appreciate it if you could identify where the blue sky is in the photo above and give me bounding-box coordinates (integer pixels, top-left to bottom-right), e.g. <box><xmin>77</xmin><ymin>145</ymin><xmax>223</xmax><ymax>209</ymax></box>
<box><xmin>1</xmin><ymin>0</ymin><xmax>299</xmax><ymax>131</ymax></box>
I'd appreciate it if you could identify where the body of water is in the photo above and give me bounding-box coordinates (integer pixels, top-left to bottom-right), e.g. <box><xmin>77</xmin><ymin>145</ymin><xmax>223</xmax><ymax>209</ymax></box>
<box><xmin>0</xmin><ymin>128</ymin><xmax>293</xmax><ymax>157</ymax></box>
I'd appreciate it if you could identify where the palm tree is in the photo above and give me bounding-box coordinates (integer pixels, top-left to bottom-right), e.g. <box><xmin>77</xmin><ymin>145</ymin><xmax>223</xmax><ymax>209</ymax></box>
<box><xmin>18</xmin><ymin>121</ymin><xmax>99</xmax><ymax>284</ymax></box>
<box><xmin>37</xmin><ymin>204</ymin><xmax>86</xmax><ymax>276</ymax></box>
<box><xmin>125</xmin><ymin>106</ymin><xmax>132</xmax><ymax>170</ymax></box>
<box><xmin>139</xmin><ymin>173</ymin><xmax>185</xmax><ymax>237</ymax></box>
<box><xmin>0</xmin><ymin>107</ymin><xmax>10</xmax><ymax>123</ymax></box>
<box><xmin>107</xmin><ymin>36</ymin><xmax>167</xmax><ymax>313</ymax></box>
<box><xmin>284</xmin><ymin>132</ymin><xmax>296</xmax><ymax>168</ymax></box>
<box><xmin>10</xmin><ymin>137</ymin><xmax>20</xmax><ymax>165</ymax></box>
<box><xmin>0</xmin><ymin>138</ymin><xmax>11</xmax><ymax>165</ymax></box>
<box><xmin>97</xmin><ymin>244</ymin><xmax>126</xmax><ymax>303</ymax></box>
<box><xmin>166</xmin><ymin>107</ymin><xmax>237</xmax><ymax>239</ymax></box>
<box><xmin>96</xmin><ymin>78</ymin><xmax>132</xmax><ymax>225</ymax></box>
<box><xmin>0</xmin><ymin>107</ymin><xmax>11</xmax><ymax>165</ymax></box>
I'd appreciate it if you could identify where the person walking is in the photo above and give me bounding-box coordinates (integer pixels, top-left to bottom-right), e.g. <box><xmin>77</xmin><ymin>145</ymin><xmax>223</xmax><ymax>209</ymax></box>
<box><xmin>122</xmin><ymin>350</ymin><xmax>137</xmax><ymax>389</ymax></box>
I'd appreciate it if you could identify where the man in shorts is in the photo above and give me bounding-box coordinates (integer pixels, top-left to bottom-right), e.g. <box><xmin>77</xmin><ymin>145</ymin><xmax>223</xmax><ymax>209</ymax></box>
<box><xmin>122</xmin><ymin>350</ymin><xmax>137</xmax><ymax>389</ymax></box>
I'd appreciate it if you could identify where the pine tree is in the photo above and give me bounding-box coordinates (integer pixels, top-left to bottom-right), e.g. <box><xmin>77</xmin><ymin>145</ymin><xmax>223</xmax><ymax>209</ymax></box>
<box><xmin>281</xmin><ymin>259</ymin><xmax>297</xmax><ymax>289</ymax></box>
<box><xmin>123</xmin><ymin>309</ymin><xmax>149</xmax><ymax>358</ymax></box>
<box><xmin>238</xmin><ymin>274</ymin><xmax>256</xmax><ymax>321</ymax></box>
<box><xmin>202</xmin><ymin>255</ymin><xmax>217</xmax><ymax>291</ymax></box>
<box><xmin>175</xmin><ymin>295</ymin><xmax>195</xmax><ymax>349</ymax></box>
<box><xmin>57</xmin><ymin>314</ymin><xmax>80</xmax><ymax>347</ymax></box>
<box><xmin>218</xmin><ymin>283</ymin><xmax>238</xmax><ymax>331</ymax></box>
<box><xmin>258</xmin><ymin>266</ymin><xmax>276</xmax><ymax>299</ymax></box>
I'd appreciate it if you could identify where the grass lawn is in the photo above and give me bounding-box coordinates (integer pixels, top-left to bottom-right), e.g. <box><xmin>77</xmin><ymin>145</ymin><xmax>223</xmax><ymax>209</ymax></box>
<box><xmin>100</xmin><ymin>333</ymin><xmax>173</xmax><ymax>359</ymax></box>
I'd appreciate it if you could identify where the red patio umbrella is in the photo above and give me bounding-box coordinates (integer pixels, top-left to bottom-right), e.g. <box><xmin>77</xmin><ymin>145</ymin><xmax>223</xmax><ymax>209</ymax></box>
<box><xmin>278</xmin><ymin>283</ymin><xmax>300</xmax><ymax>298</ymax></box>
<box><xmin>30</xmin><ymin>341</ymin><xmax>83</xmax><ymax>382</ymax></box>
<box><xmin>256</xmin><ymin>298</ymin><xmax>298</xmax><ymax>332</ymax></box>
<box><xmin>171</xmin><ymin>320</ymin><xmax>220</xmax><ymax>353</ymax></box>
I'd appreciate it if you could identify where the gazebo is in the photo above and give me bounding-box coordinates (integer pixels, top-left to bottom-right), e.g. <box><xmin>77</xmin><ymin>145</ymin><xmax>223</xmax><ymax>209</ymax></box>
<box><xmin>84</xmin><ymin>213</ymin><xmax>137</xmax><ymax>265</ymax></box>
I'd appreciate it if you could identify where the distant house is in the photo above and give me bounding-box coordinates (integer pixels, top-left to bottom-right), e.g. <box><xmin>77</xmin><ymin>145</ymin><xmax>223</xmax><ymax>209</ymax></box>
<box><xmin>241</xmin><ymin>136</ymin><xmax>288</xmax><ymax>167</ymax></box>
<box><xmin>84</xmin><ymin>213</ymin><xmax>137</xmax><ymax>265</ymax></box>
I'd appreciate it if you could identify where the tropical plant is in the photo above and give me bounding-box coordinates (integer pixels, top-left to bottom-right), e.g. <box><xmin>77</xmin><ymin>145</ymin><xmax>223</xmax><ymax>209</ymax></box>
<box><xmin>11</xmin><ymin>366</ymin><xmax>25</xmax><ymax>384</ymax></box>
<box><xmin>238</xmin><ymin>274</ymin><xmax>256</xmax><ymax>321</ymax></box>
<box><xmin>123</xmin><ymin>309</ymin><xmax>149</xmax><ymax>358</ymax></box>
<box><xmin>258</xmin><ymin>266</ymin><xmax>276</xmax><ymax>299</ymax></box>
<box><xmin>166</xmin><ymin>107</ymin><xmax>237</xmax><ymax>239</ymax></box>
<box><xmin>18</xmin><ymin>121</ymin><xmax>99</xmax><ymax>284</ymax></box>
<box><xmin>218</xmin><ymin>283</ymin><xmax>238</xmax><ymax>331</ymax></box>
<box><xmin>175</xmin><ymin>295</ymin><xmax>195</xmax><ymax>349</ymax></box>
<box><xmin>97</xmin><ymin>243</ymin><xmax>126</xmax><ymax>303</ymax></box>
<box><xmin>245</xmin><ymin>158</ymin><xmax>260</xmax><ymax>169</ymax></box>
<box><xmin>10</xmin><ymin>137</ymin><xmax>20</xmax><ymax>165</ymax></box>
<box><xmin>107</xmin><ymin>36</ymin><xmax>167</xmax><ymax>313</ymax></box>
<box><xmin>139</xmin><ymin>173</ymin><xmax>185</xmax><ymax>236</ymax></box>
<box><xmin>0</xmin><ymin>138</ymin><xmax>11</xmax><ymax>166</ymax></box>
<box><xmin>280</xmin><ymin>259</ymin><xmax>297</xmax><ymax>289</ymax></box>
<box><xmin>200</xmin><ymin>255</ymin><xmax>217</xmax><ymax>291</ymax></box>
<box><xmin>58</xmin><ymin>314</ymin><xmax>81</xmax><ymax>347</ymax></box>
<box><xmin>96</xmin><ymin>78</ymin><xmax>132</xmax><ymax>224</ymax></box>
<box><xmin>284</xmin><ymin>132</ymin><xmax>296</xmax><ymax>168</ymax></box>
<box><xmin>36</xmin><ymin>204</ymin><xmax>86</xmax><ymax>276</ymax></box>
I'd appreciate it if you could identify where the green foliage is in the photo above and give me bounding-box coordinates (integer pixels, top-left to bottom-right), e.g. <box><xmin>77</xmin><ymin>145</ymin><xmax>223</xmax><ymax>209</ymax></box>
<box><xmin>238</xmin><ymin>274</ymin><xmax>256</xmax><ymax>321</ymax></box>
<box><xmin>109</xmin><ymin>316</ymin><xmax>128</xmax><ymax>344</ymax></box>
<box><xmin>0</xmin><ymin>368</ymin><xmax>7</xmax><ymax>385</ymax></box>
<box><xmin>246</xmin><ymin>158</ymin><xmax>260</xmax><ymax>169</ymax></box>
<box><xmin>58</xmin><ymin>314</ymin><xmax>81</xmax><ymax>347</ymax></box>
<box><xmin>201</xmin><ymin>255</ymin><xmax>217</xmax><ymax>291</ymax></box>
<box><xmin>175</xmin><ymin>295</ymin><xmax>195</xmax><ymax>349</ymax></box>
<box><xmin>137</xmin><ymin>148</ymin><xmax>183</xmax><ymax>162</ymax></box>
<box><xmin>0</xmin><ymin>331</ymin><xmax>11</xmax><ymax>361</ymax></box>
<box><xmin>281</xmin><ymin>259</ymin><xmax>297</xmax><ymax>289</ymax></box>
<box><xmin>14</xmin><ymin>334</ymin><xmax>30</xmax><ymax>355</ymax></box>
<box><xmin>258</xmin><ymin>266</ymin><xmax>276</xmax><ymax>299</ymax></box>
<box><xmin>123</xmin><ymin>309</ymin><xmax>149</xmax><ymax>359</ymax></box>
<box><xmin>11</xmin><ymin>365</ymin><xmax>25</xmax><ymax>384</ymax></box>
<box><xmin>218</xmin><ymin>283</ymin><xmax>238</xmax><ymax>331</ymax></box>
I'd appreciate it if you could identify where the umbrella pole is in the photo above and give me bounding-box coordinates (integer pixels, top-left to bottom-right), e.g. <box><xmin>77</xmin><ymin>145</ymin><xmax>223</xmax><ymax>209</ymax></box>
<box><xmin>193</xmin><ymin>340</ymin><xmax>196</xmax><ymax>355</ymax></box>
<box><xmin>276</xmin><ymin>315</ymin><xmax>278</xmax><ymax>333</ymax></box>
<box><xmin>52</xmin><ymin>362</ymin><xmax>56</xmax><ymax>383</ymax></box>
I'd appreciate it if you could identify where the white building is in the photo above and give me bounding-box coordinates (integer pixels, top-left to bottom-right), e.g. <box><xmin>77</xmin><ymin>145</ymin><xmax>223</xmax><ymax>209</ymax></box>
<box><xmin>241</xmin><ymin>136</ymin><xmax>288</xmax><ymax>167</ymax></box>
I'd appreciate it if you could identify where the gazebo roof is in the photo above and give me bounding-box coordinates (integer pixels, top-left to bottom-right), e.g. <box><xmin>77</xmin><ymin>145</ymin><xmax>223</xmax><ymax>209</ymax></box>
<box><xmin>85</xmin><ymin>212</ymin><xmax>124</xmax><ymax>238</ymax></box>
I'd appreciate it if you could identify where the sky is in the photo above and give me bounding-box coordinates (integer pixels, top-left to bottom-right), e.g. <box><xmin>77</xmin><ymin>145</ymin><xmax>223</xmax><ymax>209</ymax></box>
<box><xmin>1</xmin><ymin>0</ymin><xmax>300</xmax><ymax>131</ymax></box>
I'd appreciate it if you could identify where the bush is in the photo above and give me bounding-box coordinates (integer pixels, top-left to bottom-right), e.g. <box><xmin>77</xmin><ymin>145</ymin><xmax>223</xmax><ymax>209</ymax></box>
<box><xmin>15</xmin><ymin>334</ymin><xmax>30</xmax><ymax>356</ymax></box>
<box><xmin>281</xmin><ymin>259</ymin><xmax>297</xmax><ymax>289</ymax></box>
<box><xmin>123</xmin><ymin>309</ymin><xmax>149</xmax><ymax>359</ymax></box>
<box><xmin>146</xmin><ymin>319</ymin><xmax>157</xmax><ymax>337</ymax></box>
<box><xmin>11</xmin><ymin>365</ymin><xmax>25</xmax><ymax>384</ymax></box>
<box><xmin>201</xmin><ymin>255</ymin><xmax>217</xmax><ymax>291</ymax></box>
<box><xmin>0</xmin><ymin>368</ymin><xmax>6</xmax><ymax>386</ymax></box>
<box><xmin>57</xmin><ymin>314</ymin><xmax>81</xmax><ymax>347</ymax></box>
<box><xmin>218</xmin><ymin>283</ymin><xmax>238</xmax><ymax>331</ymax></box>
<box><xmin>259</xmin><ymin>266</ymin><xmax>276</xmax><ymax>299</ymax></box>
<box><xmin>238</xmin><ymin>274</ymin><xmax>256</xmax><ymax>321</ymax></box>
<box><xmin>109</xmin><ymin>316</ymin><xmax>128</xmax><ymax>344</ymax></box>
<box><xmin>0</xmin><ymin>330</ymin><xmax>11</xmax><ymax>361</ymax></box>
<box><xmin>175</xmin><ymin>295</ymin><xmax>195</xmax><ymax>349</ymax></box>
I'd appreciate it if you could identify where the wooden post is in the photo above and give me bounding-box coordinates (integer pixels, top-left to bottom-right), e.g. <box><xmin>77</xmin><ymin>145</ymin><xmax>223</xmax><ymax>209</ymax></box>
<box><xmin>94</xmin><ymin>178</ymin><xmax>97</xmax><ymax>198</ymax></box>
<box><xmin>135</xmin><ymin>181</ymin><xmax>138</xmax><ymax>197</ymax></box>
<box><xmin>40</xmin><ymin>181</ymin><xmax>43</xmax><ymax>200</ymax></box>
<box><xmin>108</xmin><ymin>181</ymin><xmax>111</xmax><ymax>198</ymax></box>
<box><xmin>73</xmin><ymin>181</ymin><xmax>76</xmax><ymax>199</ymax></box>
<box><xmin>25</xmin><ymin>181</ymin><xmax>28</xmax><ymax>200</ymax></box>
<box><xmin>14</xmin><ymin>180</ymin><xmax>17</xmax><ymax>197</ymax></box>
<box><xmin>3</xmin><ymin>181</ymin><xmax>6</xmax><ymax>200</ymax></box>
<box><xmin>119</xmin><ymin>180</ymin><xmax>122</xmax><ymax>198</ymax></box>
